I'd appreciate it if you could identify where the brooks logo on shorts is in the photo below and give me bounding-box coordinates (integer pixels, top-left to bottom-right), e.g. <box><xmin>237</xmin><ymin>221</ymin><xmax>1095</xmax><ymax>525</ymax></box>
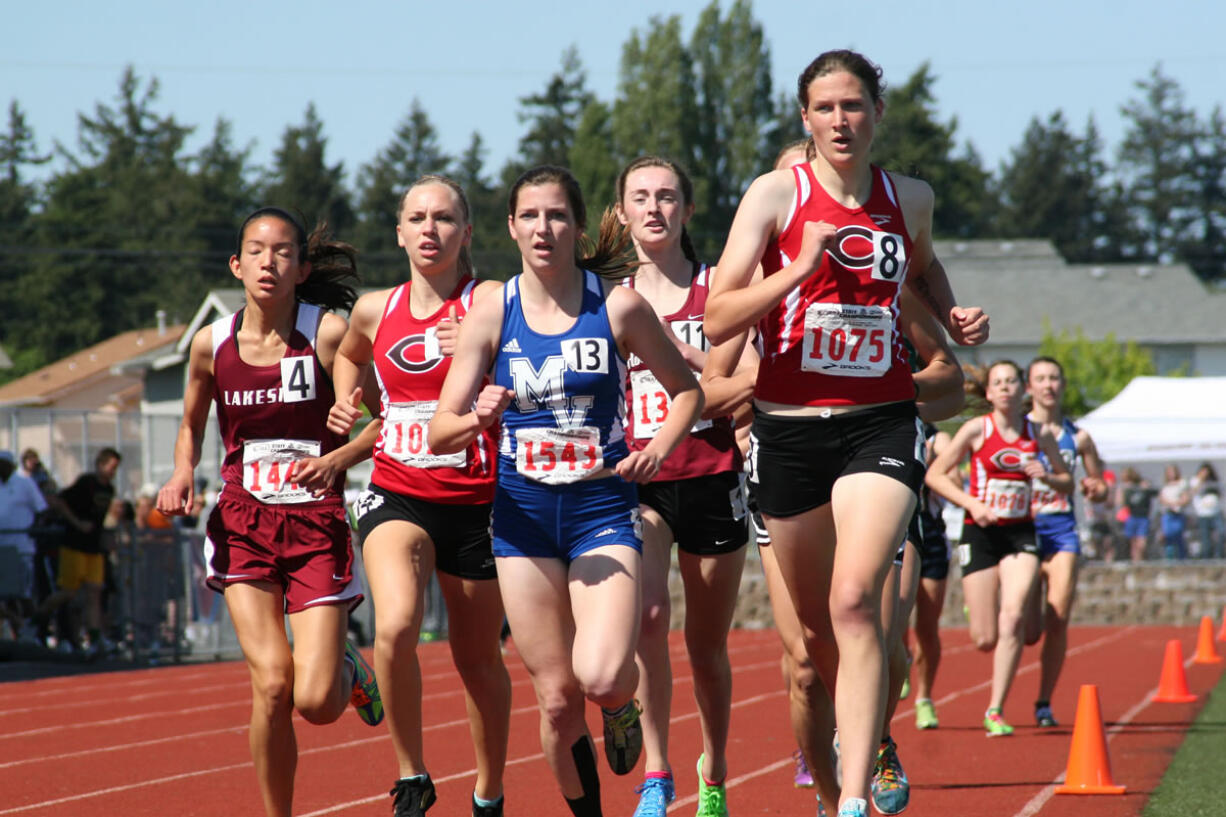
<box><xmin>878</xmin><ymin>456</ymin><xmax>905</xmax><ymax>468</ymax></box>
<box><xmin>501</xmin><ymin>338</ymin><xmax>523</xmax><ymax>353</ymax></box>
<box><xmin>352</xmin><ymin>491</ymin><xmax>384</xmax><ymax>519</ymax></box>
<box><xmin>594</xmin><ymin>528</ymin><xmax>617</xmax><ymax>537</ymax></box>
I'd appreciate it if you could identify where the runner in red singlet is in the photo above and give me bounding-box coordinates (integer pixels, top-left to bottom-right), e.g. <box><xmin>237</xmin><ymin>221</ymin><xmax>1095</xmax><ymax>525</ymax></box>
<box><xmin>703</xmin><ymin>50</ymin><xmax>987</xmax><ymax>817</ymax></box>
<box><xmin>157</xmin><ymin>208</ymin><xmax>382</xmax><ymax>817</ymax></box>
<box><xmin>327</xmin><ymin>176</ymin><xmax>511</xmax><ymax>817</ymax></box>
<box><xmin>925</xmin><ymin>361</ymin><xmax>1072</xmax><ymax>737</ymax></box>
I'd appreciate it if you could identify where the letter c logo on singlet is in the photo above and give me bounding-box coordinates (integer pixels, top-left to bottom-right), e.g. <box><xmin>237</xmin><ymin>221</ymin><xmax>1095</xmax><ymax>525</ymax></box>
<box><xmin>825</xmin><ymin>225</ymin><xmax>908</xmax><ymax>282</ymax></box>
<box><xmin>386</xmin><ymin>330</ymin><xmax>443</xmax><ymax>374</ymax></box>
<box><xmin>990</xmin><ymin>448</ymin><xmax>1030</xmax><ymax>471</ymax></box>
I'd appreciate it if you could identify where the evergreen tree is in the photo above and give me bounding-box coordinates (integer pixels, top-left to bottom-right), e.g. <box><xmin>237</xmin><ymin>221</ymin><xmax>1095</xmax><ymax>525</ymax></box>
<box><xmin>1117</xmin><ymin>66</ymin><xmax>1200</xmax><ymax>264</ymax></box>
<box><xmin>190</xmin><ymin>118</ymin><xmax>257</xmax><ymax>283</ymax></box>
<box><xmin>569</xmin><ymin>99</ymin><xmax>619</xmax><ymax>228</ymax></box>
<box><xmin>454</xmin><ymin>131</ymin><xmax>518</xmax><ymax>280</ymax></box>
<box><xmin>18</xmin><ymin>69</ymin><xmax>204</xmax><ymax>360</ymax></box>
<box><xmin>353</xmin><ymin>100</ymin><xmax>451</xmax><ymax>284</ymax></box>
<box><xmin>872</xmin><ymin>64</ymin><xmax>993</xmax><ymax>238</ymax></box>
<box><xmin>515</xmin><ymin>46</ymin><xmax>593</xmax><ymax>169</ymax></box>
<box><xmin>688</xmin><ymin>0</ymin><xmax>776</xmax><ymax>253</ymax></box>
<box><xmin>0</xmin><ymin>101</ymin><xmax>51</xmax><ymax>380</ymax></box>
<box><xmin>1180</xmin><ymin>105</ymin><xmax>1226</xmax><ymax>281</ymax></box>
<box><xmin>261</xmin><ymin>103</ymin><xmax>355</xmax><ymax>235</ymax></box>
<box><xmin>995</xmin><ymin>112</ymin><xmax>1128</xmax><ymax>262</ymax></box>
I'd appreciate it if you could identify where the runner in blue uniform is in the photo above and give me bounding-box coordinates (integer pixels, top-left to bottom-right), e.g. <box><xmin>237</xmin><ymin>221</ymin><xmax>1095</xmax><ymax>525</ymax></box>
<box><xmin>429</xmin><ymin>166</ymin><xmax>702</xmax><ymax>817</ymax></box>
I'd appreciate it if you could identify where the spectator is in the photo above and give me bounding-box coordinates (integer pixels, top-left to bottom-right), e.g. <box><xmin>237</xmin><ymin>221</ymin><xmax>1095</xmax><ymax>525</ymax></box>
<box><xmin>39</xmin><ymin>447</ymin><xmax>122</xmax><ymax>654</ymax></box>
<box><xmin>1190</xmin><ymin>463</ymin><xmax>1223</xmax><ymax>559</ymax></box>
<box><xmin>1158</xmin><ymin>465</ymin><xmax>1190</xmax><ymax>560</ymax></box>
<box><xmin>1118</xmin><ymin>468</ymin><xmax>1157</xmax><ymax>562</ymax></box>
<box><xmin>20</xmin><ymin>449</ymin><xmax>51</xmax><ymax>489</ymax></box>
<box><xmin>1085</xmin><ymin>469</ymin><xmax>1120</xmax><ymax>561</ymax></box>
<box><xmin>0</xmin><ymin>450</ymin><xmax>49</xmax><ymax>639</ymax></box>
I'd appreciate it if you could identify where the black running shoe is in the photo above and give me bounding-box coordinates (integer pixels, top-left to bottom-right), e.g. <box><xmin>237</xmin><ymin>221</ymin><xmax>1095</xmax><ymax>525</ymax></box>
<box><xmin>390</xmin><ymin>776</ymin><xmax>437</xmax><ymax>817</ymax></box>
<box><xmin>471</xmin><ymin>794</ymin><xmax>504</xmax><ymax>817</ymax></box>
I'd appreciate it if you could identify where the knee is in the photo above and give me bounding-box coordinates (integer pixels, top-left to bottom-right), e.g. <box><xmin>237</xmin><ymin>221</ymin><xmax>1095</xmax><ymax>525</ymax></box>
<box><xmin>535</xmin><ymin>677</ymin><xmax>584</xmax><ymax>732</ymax></box>
<box><xmin>639</xmin><ymin>596</ymin><xmax>671</xmax><ymax>643</ymax></box>
<box><xmin>685</xmin><ymin>639</ymin><xmax>729</xmax><ymax>684</ymax></box>
<box><xmin>970</xmin><ymin>628</ymin><xmax>997</xmax><ymax>652</ymax></box>
<box><xmin>374</xmin><ymin>617</ymin><xmax>419</xmax><ymax>656</ymax></box>
<box><xmin>998</xmin><ymin>606</ymin><xmax>1025</xmax><ymax>638</ymax></box>
<box><xmin>451</xmin><ymin>644</ymin><xmax>508</xmax><ymax>690</ymax></box>
<box><xmin>828</xmin><ymin>581</ymin><xmax>876</xmax><ymax>632</ymax></box>
<box><xmin>250</xmin><ymin>663</ymin><xmax>294</xmax><ymax>718</ymax></box>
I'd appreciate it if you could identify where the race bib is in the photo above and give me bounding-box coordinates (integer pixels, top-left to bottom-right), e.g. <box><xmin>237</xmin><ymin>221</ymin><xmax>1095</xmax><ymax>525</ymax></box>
<box><xmin>242</xmin><ymin>439</ymin><xmax>321</xmax><ymax>504</ymax></box>
<box><xmin>1031</xmin><ymin>484</ymin><xmax>1071</xmax><ymax>516</ymax></box>
<box><xmin>801</xmin><ymin>303</ymin><xmax>892</xmax><ymax>377</ymax></box>
<box><xmin>515</xmin><ymin>426</ymin><xmax>602</xmax><ymax>484</ymax></box>
<box><xmin>629</xmin><ymin>370</ymin><xmax>711</xmax><ymax>439</ymax></box>
<box><xmin>984</xmin><ymin>478</ymin><xmax>1031</xmax><ymax>520</ymax></box>
<box><xmin>383</xmin><ymin>402</ymin><xmax>466</xmax><ymax>469</ymax></box>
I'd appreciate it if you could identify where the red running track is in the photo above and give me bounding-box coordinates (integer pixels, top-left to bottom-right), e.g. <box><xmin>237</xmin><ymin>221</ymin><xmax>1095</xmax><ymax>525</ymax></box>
<box><xmin>0</xmin><ymin>625</ymin><xmax>1219</xmax><ymax>816</ymax></box>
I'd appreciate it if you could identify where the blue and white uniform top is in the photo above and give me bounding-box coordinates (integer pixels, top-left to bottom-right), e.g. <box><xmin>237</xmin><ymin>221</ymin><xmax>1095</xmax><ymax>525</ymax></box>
<box><xmin>493</xmin><ymin>269</ymin><xmax>629</xmax><ymax>485</ymax></box>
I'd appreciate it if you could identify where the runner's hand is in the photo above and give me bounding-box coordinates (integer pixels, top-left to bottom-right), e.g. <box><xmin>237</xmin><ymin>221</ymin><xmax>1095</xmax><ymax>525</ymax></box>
<box><xmin>948</xmin><ymin>306</ymin><xmax>989</xmax><ymax>346</ymax></box>
<box><xmin>475</xmin><ymin>386</ymin><xmax>514</xmax><ymax>429</ymax></box>
<box><xmin>615</xmin><ymin>450</ymin><xmax>662</xmax><ymax>484</ymax></box>
<box><xmin>436</xmin><ymin>305</ymin><xmax>460</xmax><ymax>356</ymax></box>
<box><xmin>328</xmin><ymin>387</ymin><xmax>363</xmax><ymax>435</ymax></box>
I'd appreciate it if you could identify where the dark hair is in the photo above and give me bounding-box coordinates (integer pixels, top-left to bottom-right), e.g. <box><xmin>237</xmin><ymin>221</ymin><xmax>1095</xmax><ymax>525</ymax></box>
<box><xmin>774</xmin><ymin>138</ymin><xmax>815</xmax><ymax>169</ymax></box>
<box><xmin>615</xmin><ymin>156</ymin><xmax>698</xmax><ymax>267</ymax></box>
<box><xmin>96</xmin><ymin>447</ymin><xmax>122</xmax><ymax>466</ymax></box>
<box><xmin>1026</xmin><ymin>355</ymin><xmax>1065</xmax><ymax>383</ymax></box>
<box><xmin>236</xmin><ymin>207</ymin><xmax>359</xmax><ymax>312</ymax></box>
<box><xmin>507</xmin><ymin>165</ymin><xmax>636</xmax><ymax>280</ymax></box>
<box><xmin>797</xmin><ymin>49</ymin><xmax>885</xmax><ymax>107</ymax></box>
<box><xmin>398</xmin><ymin>175</ymin><xmax>475</xmax><ymax>279</ymax></box>
<box><xmin>1197</xmin><ymin>462</ymin><xmax>1219</xmax><ymax>482</ymax></box>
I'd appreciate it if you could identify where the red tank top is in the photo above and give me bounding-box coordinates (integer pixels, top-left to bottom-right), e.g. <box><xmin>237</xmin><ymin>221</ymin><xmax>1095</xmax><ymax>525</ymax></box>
<box><xmin>369</xmin><ymin>277</ymin><xmax>496</xmax><ymax>504</ymax></box>
<box><xmin>756</xmin><ymin>163</ymin><xmax>914</xmax><ymax>407</ymax></box>
<box><xmin>622</xmin><ymin>265</ymin><xmax>740</xmax><ymax>481</ymax></box>
<box><xmin>211</xmin><ymin>303</ymin><xmax>345</xmax><ymax>507</ymax></box>
<box><xmin>967</xmin><ymin>414</ymin><xmax>1038</xmax><ymax>526</ymax></box>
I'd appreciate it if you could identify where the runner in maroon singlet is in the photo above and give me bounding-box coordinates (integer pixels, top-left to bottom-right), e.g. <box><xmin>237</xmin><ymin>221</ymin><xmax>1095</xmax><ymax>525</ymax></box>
<box><xmin>157</xmin><ymin>208</ymin><xmax>382</xmax><ymax>817</ymax></box>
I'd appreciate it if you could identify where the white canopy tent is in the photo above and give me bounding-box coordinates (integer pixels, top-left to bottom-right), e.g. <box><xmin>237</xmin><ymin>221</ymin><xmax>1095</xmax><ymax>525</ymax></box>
<box><xmin>1077</xmin><ymin>376</ymin><xmax>1226</xmax><ymax>464</ymax></box>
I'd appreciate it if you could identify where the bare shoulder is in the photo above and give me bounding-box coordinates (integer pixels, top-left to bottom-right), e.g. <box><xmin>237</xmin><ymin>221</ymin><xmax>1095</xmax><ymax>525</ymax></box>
<box><xmin>885</xmin><ymin>171</ymin><xmax>934</xmax><ymax>209</ymax></box>
<box><xmin>351</xmin><ymin>287</ymin><xmax>395</xmax><ymax>322</ymax></box>
<box><xmin>470</xmin><ymin>278</ymin><xmax>503</xmax><ymax>305</ymax></box>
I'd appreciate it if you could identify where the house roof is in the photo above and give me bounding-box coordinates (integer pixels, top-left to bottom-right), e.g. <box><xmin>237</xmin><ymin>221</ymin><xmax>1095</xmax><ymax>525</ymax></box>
<box><xmin>0</xmin><ymin>324</ymin><xmax>186</xmax><ymax>407</ymax></box>
<box><xmin>937</xmin><ymin>240</ymin><xmax>1224</xmax><ymax>345</ymax></box>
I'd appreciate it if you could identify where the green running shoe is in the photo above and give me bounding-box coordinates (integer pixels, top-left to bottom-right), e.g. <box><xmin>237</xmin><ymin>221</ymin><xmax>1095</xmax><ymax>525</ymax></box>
<box><xmin>914</xmin><ymin>698</ymin><xmax>939</xmax><ymax>730</ymax></box>
<box><xmin>696</xmin><ymin>755</ymin><xmax>729</xmax><ymax>817</ymax></box>
<box><xmin>983</xmin><ymin>708</ymin><xmax>1014</xmax><ymax>737</ymax></box>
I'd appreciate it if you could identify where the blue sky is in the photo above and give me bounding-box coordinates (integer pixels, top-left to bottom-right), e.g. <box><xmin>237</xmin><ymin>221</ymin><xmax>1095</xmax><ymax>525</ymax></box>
<box><xmin>5</xmin><ymin>0</ymin><xmax>1223</xmax><ymax>186</ymax></box>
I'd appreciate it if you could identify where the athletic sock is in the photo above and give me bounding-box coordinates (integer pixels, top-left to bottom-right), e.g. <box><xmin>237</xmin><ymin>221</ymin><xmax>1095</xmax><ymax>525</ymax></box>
<box><xmin>565</xmin><ymin>736</ymin><xmax>602</xmax><ymax>817</ymax></box>
<box><xmin>473</xmin><ymin>793</ymin><xmax>502</xmax><ymax>808</ymax></box>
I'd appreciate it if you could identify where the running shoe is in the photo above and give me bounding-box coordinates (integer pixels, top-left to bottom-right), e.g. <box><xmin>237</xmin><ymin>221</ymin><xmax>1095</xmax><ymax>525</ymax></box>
<box><xmin>1035</xmin><ymin>702</ymin><xmax>1058</xmax><ymax>728</ymax></box>
<box><xmin>983</xmin><ymin>708</ymin><xmax>1014</xmax><ymax>737</ymax></box>
<box><xmin>871</xmin><ymin>736</ymin><xmax>910</xmax><ymax>815</ymax></box>
<box><xmin>345</xmin><ymin>641</ymin><xmax>384</xmax><ymax>726</ymax></box>
<box><xmin>899</xmin><ymin>675</ymin><xmax>910</xmax><ymax>700</ymax></box>
<box><xmin>793</xmin><ymin>748</ymin><xmax>815</xmax><ymax>788</ymax></box>
<box><xmin>471</xmin><ymin>794</ymin><xmax>503</xmax><ymax>817</ymax></box>
<box><xmin>632</xmin><ymin>775</ymin><xmax>675</xmax><ymax>817</ymax></box>
<box><xmin>389</xmin><ymin>775</ymin><xmax>436</xmax><ymax>817</ymax></box>
<box><xmin>914</xmin><ymin>698</ymin><xmax>939</xmax><ymax>730</ymax></box>
<box><xmin>601</xmin><ymin>700</ymin><xmax>643</xmax><ymax>775</ymax></box>
<box><xmin>817</xmin><ymin>799</ymin><xmax>828</xmax><ymax>817</ymax></box>
<box><xmin>836</xmin><ymin>797</ymin><xmax>868</xmax><ymax>817</ymax></box>
<box><xmin>696</xmin><ymin>755</ymin><xmax>729</xmax><ymax>817</ymax></box>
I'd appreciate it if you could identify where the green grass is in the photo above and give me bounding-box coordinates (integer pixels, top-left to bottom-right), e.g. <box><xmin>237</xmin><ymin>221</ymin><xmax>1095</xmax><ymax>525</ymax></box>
<box><xmin>1144</xmin><ymin>670</ymin><xmax>1226</xmax><ymax>816</ymax></box>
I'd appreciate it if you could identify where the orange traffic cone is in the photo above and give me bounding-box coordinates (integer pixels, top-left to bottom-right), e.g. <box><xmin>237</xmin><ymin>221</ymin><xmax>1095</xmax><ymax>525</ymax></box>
<box><xmin>1055</xmin><ymin>684</ymin><xmax>1125</xmax><ymax>795</ymax></box>
<box><xmin>1193</xmin><ymin>616</ymin><xmax>1223</xmax><ymax>664</ymax></box>
<box><xmin>1217</xmin><ymin>605</ymin><xmax>1226</xmax><ymax>642</ymax></box>
<box><xmin>1152</xmin><ymin>639</ymin><xmax>1197</xmax><ymax>703</ymax></box>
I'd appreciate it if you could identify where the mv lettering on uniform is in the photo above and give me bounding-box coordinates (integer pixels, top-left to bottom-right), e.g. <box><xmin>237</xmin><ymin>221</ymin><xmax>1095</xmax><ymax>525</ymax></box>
<box><xmin>509</xmin><ymin>341</ymin><xmax>605</xmax><ymax>428</ymax></box>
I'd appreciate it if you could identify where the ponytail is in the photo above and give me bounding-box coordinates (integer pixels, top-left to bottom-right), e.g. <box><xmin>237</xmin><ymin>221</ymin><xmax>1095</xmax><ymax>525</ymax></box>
<box><xmin>298</xmin><ymin>221</ymin><xmax>359</xmax><ymax>312</ymax></box>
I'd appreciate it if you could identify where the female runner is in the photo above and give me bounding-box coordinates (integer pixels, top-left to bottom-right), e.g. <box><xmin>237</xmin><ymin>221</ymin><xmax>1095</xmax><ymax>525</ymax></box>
<box><xmin>704</xmin><ymin>50</ymin><xmax>986</xmax><ymax>817</ymax></box>
<box><xmin>429</xmin><ymin>166</ymin><xmax>702</xmax><ymax>817</ymax></box>
<box><xmin>1023</xmin><ymin>356</ymin><xmax>1107</xmax><ymax>729</ymax></box>
<box><xmin>925</xmin><ymin>361</ymin><xmax>1072</xmax><ymax>736</ymax></box>
<box><xmin>327</xmin><ymin>176</ymin><xmax>512</xmax><ymax>817</ymax></box>
<box><xmin>157</xmin><ymin>208</ymin><xmax>382</xmax><ymax>817</ymax></box>
<box><xmin>614</xmin><ymin>155</ymin><xmax>752</xmax><ymax>817</ymax></box>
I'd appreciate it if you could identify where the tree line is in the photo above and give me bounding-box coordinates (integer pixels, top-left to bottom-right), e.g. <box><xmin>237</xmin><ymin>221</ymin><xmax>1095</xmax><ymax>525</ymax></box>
<box><xmin>1</xmin><ymin>1</ymin><xmax>1222</xmax><ymax>383</ymax></box>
